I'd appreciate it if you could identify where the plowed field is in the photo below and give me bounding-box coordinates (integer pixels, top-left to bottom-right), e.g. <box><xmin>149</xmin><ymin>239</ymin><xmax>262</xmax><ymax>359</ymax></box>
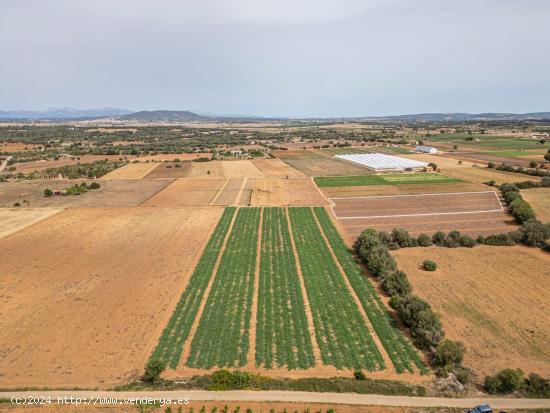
<box><xmin>143</xmin><ymin>179</ymin><xmax>225</xmax><ymax>206</ymax></box>
<box><xmin>253</xmin><ymin>158</ymin><xmax>305</xmax><ymax>177</ymax></box>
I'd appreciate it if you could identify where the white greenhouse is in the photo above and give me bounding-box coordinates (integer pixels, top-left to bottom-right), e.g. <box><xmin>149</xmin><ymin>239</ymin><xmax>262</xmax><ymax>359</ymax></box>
<box><xmin>334</xmin><ymin>153</ymin><xmax>428</xmax><ymax>172</ymax></box>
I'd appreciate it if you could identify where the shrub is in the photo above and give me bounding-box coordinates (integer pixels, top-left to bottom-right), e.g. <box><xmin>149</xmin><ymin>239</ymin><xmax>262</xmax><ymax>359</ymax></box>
<box><xmin>141</xmin><ymin>359</ymin><xmax>165</xmax><ymax>384</ymax></box>
<box><xmin>482</xmin><ymin>233</ymin><xmax>517</xmax><ymax>246</ymax></box>
<box><xmin>381</xmin><ymin>270</ymin><xmax>412</xmax><ymax>296</ymax></box>
<box><xmin>354</xmin><ymin>369</ymin><xmax>366</xmax><ymax>381</ymax></box>
<box><xmin>392</xmin><ymin>228</ymin><xmax>413</xmax><ymax>248</ymax></box>
<box><xmin>509</xmin><ymin>199</ymin><xmax>536</xmax><ymax>224</ymax></box>
<box><xmin>89</xmin><ymin>182</ymin><xmax>101</xmax><ymax>189</ymax></box>
<box><xmin>444</xmin><ymin>231</ymin><xmax>461</xmax><ymax>248</ymax></box>
<box><xmin>44</xmin><ymin>188</ymin><xmax>53</xmax><ymax>197</ymax></box>
<box><xmin>484</xmin><ymin>368</ymin><xmax>524</xmax><ymax>394</ymax></box>
<box><xmin>488</xmin><ymin>162</ymin><xmax>495</xmax><ymax>168</ymax></box>
<box><xmin>455</xmin><ymin>367</ymin><xmax>471</xmax><ymax>385</ymax></box>
<box><xmin>524</xmin><ymin>373</ymin><xmax>550</xmax><ymax>398</ymax></box>
<box><xmin>422</xmin><ymin>260</ymin><xmax>437</xmax><ymax>271</ymax></box>
<box><xmin>541</xmin><ymin>176</ymin><xmax>550</xmax><ymax>187</ymax></box>
<box><xmin>428</xmin><ymin>162</ymin><xmax>437</xmax><ymax>171</ymax></box>
<box><xmin>432</xmin><ymin>231</ymin><xmax>446</xmax><ymax>246</ymax></box>
<box><xmin>417</xmin><ymin>234</ymin><xmax>432</xmax><ymax>247</ymax></box>
<box><xmin>433</xmin><ymin>340</ymin><xmax>465</xmax><ymax>368</ymax></box>
<box><xmin>459</xmin><ymin>235</ymin><xmax>475</xmax><ymax>248</ymax></box>
<box><xmin>485</xmin><ymin>180</ymin><xmax>496</xmax><ymax>186</ymax></box>
<box><xmin>519</xmin><ymin>220</ymin><xmax>550</xmax><ymax>247</ymax></box>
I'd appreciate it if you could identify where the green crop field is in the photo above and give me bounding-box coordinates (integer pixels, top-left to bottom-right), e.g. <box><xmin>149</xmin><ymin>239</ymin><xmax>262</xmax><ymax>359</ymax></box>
<box><xmin>186</xmin><ymin>207</ymin><xmax>261</xmax><ymax>369</ymax></box>
<box><xmin>481</xmin><ymin>150</ymin><xmax>546</xmax><ymax>157</ymax></box>
<box><xmin>313</xmin><ymin>208</ymin><xmax>427</xmax><ymax>374</ymax></box>
<box><xmin>314</xmin><ymin>173</ymin><xmax>462</xmax><ymax>187</ymax></box>
<box><xmin>256</xmin><ymin>207</ymin><xmax>315</xmax><ymax>369</ymax></box>
<box><xmin>319</xmin><ymin>147</ymin><xmax>372</xmax><ymax>155</ymax></box>
<box><xmin>289</xmin><ymin>207</ymin><xmax>385</xmax><ymax>370</ymax></box>
<box><xmin>150</xmin><ymin>207</ymin><xmax>236</xmax><ymax>368</ymax></box>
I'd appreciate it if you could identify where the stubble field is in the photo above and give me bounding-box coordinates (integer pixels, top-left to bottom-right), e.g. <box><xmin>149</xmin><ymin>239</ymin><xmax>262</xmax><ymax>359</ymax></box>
<box><xmin>0</xmin><ymin>207</ymin><xmax>223</xmax><ymax>388</ymax></box>
<box><xmin>0</xmin><ymin>207</ymin><xmax>62</xmax><ymax>239</ymax></box>
<box><xmin>100</xmin><ymin>162</ymin><xmax>159</xmax><ymax>179</ymax></box>
<box><xmin>393</xmin><ymin>246</ymin><xmax>550</xmax><ymax>378</ymax></box>
<box><xmin>521</xmin><ymin>188</ymin><xmax>550</xmax><ymax>222</ymax></box>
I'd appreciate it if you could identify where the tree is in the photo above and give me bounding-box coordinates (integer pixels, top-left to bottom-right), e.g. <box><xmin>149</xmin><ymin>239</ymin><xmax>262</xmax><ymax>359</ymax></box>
<box><xmin>354</xmin><ymin>369</ymin><xmax>366</xmax><ymax>381</ymax></box>
<box><xmin>428</xmin><ymin>162</ymin><xmax>438</xmax><ymax>171</ymax></box>
<box><xmin>488</xmin><ymin>162</ymin><xmax>495</xmax><ymax>169</ymax></box>
<box><xmin>433</xmin><ymin>340</ymin><xmax>465</xmax><ymax>368</ymax></box>
<box><xmin>509</xmin><ymin>199</ymin><xmax>536</xmax><ymax>224</ymax></box>
<box><xmin>423</xmin><ymin>260</ymin><xmax>437</xmax><ymax>271</ymax></box>
<box><xmin>381</xmin><ymin>270</ymin><xmax>412</xmax><ymax>296</ymax></box>
<box><xmin>89</xmin><ymin>182</ymin><xmax>101</xmax><ymax>189</ymax></box>
<box><xmin>519</xmin><ymin>220</ymin><xmax>550</xmax><ymax>247</ymax></box>
<box><xmin>530</xmin><ymin>160</ymin><xmax>538</xmax><ymax>168</ymax></box>
<box><xmin>417</xmin><ymin>234</ymin><xmax>432</xmax><ymax>247</ymax></box>
<box><xmin>141</xmin><ymin>359</ymin><xmax>165</xmax><ymax>384</ymax></box>
<box><xmin>432</xmin><ymin>231</ymin><xmax>446</xmax><ymax>246</ymax></box>
<box><xmin>484</xmin><ymin>368</ymin><xmax>524</xmax><ymax>394</ymax></box>
<box><xmin>44</xmin><ymin>188</ymin><xmax>53</xmax><ymax>197</ymax></box>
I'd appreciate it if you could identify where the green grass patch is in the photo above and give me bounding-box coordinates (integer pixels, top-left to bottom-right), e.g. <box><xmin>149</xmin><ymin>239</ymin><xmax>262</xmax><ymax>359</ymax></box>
<box><xmin>186</xmin><ymin>208</ymin><xmax>261</xmax><ymax>369</ymax></box>
<box><xmin>149</xmin><ymin>207</ymin><xmax>236</xmax><ymax>368</ymax></box>
<box><xmin>256</xmin><ymin>207</ymin><xmax>315</xmax><ymax>369</ymax></box>
<box><xmin>289</xmin><ymin>207</ymin><xmax>384</xmax><ymax>370</ymax></box>
<box><xmin>314</xmin><ymin>173</ymin><xmax>461</xmax><ymax>187</ymax></box>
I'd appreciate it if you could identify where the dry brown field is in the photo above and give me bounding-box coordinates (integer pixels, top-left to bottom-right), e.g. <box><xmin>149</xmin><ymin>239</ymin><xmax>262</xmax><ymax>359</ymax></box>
<box><xmin>142</xmin><ymin>161</ymin><xmax>192</xmax><ymax>179</ymax></box>
<box><xmin>321</xmin><ymin>182</ymin><xmax>486</xmax><ymax>198</ymax></box>
<box><xmin>100</xmin><ymin>162</ymin><xmax>159</xmax><ymax>179</ymax></box>
<box><xmin>329</xmin><ymin>190</ymin><xmax>513</xmax><ymax>238</ymax></box>
<box><xmin>253</xmin><ymin>158</ymin><xmax>305</xmax><ymax>177</ymax></box>
<box><xmin>143</xmin><ymin>178</ymin><xmax>226</xmax><ymax>206</ymax></box>
<box><xmin>521</xmin><ymin>187</ymin><xmax>550</xmax><ymax>222</ymax></box>
<box><xmin>440</xmin><ymin>166</ymin><xmax>540</xmax><ymax>185</ymax></box>
<box><xmin>134</xmin><ymin>152</ymin><xmax>211</xmax><ymax>162</ymax></box>
<box><xmin>13</xmin><ymin>155</ymin><xmax>133</xmax><ymax>174</ymax></box>
<box><xmin>181</xmin><ymin>160</ymin><xmax>224</xmax><ymax>177</ymax></box>
<box><xmin>445</xmin><ymin>151</ymin><xmax>544</xmax><ymax>168</ymax></box>
<box><xmin>222</xmin><ymin>160</ymin><xmax>266</xmax><ymax>178</ymax></box>
<box><xmin>273</xmin><ymin>150</ymin><xmax>370</xmax><ymax>176</ymax></box>
<box><xmin>400</xmin><ymin>153</ymin><xmax>475</xmax><ymax>169</ymax></box>
<box><xmin>0</xmin><ymin>179</ymin><xmax>172</xmax><ymax>208</ymax></box>
<box><xmin>0</xmin><ymin>206</ymin><xmax>223</xmax><ymax>388</ymax></box>
<box><xmin>212</xmin><ymin>178</ymin><xmax>245</xmax><ymax>205</ymax></box>
<box><xmin>393</xmin><ymin>246</ymin><xmax>550</xmax><ymax>378</ymax></box>
<box><xmin>0</xmin><ymin>208</ymin><xmax>62</xmax><ymax>239</ymax></box>
<box><xmin>0</xmin><ymin>142</ymin><xmax>41</xmax><ymax>152</ymax></box>
<box><xmin>244</xmin><ymin>178</ymin><xmax>328</xmax><ymax>206</ymax></box>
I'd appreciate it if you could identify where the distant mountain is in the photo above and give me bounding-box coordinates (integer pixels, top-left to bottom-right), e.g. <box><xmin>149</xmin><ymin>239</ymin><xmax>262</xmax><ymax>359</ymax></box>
<box><xmin>117</xmin><ymin>110</ymin><xmax>206</xmax><ymax>122</ymax></box>
<box><xmin>368</xmin><ymin>112</ymin><xmax>550</xmax><ymax>122</ymax></box>
<box><xmin>0</xmin><ymin>107</ymin><xmax>132</xmax><ymax>120</ymax></box>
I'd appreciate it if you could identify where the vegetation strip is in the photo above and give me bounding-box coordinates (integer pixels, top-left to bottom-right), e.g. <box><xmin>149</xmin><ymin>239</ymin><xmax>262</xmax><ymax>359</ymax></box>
<box><xmin>256</xmin><ymin>207</ymin><xmax>315</xmax><ymax>369</ymax></box>
<box><xmin>314</xmin><ymin>173</ymin><xmax>462</xmax><ymax>188</ymax></box>
<box><xmin>288</xmin><ymin>207</ymin><xmax>384</xmax><ymax>370</ymax></box>
<box><xmin>313</xmin><ymin>208</ymin><xmax>427</xmax><ymax>374</ymax></box>
<box><xmin>150</xmin><ymin>207</ymin><xmax>237</xmax><ymax>368</ymax></box>
<box><xmin>186</xmin><ymin>208</ymin><xmax>261</xmax><ymax>368</ymax></box>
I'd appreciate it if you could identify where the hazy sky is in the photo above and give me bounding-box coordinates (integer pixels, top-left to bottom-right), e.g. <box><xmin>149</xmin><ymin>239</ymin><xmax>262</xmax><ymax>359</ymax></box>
<box><xmin>1</xmin><ymin>0</ymin><xmax>549</xmax><ymax>117</ymax></box>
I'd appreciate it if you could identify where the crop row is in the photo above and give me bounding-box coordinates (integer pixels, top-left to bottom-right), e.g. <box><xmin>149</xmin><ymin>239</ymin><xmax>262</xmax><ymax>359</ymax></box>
<box><xmin>313</xmin><ymin>207</ymin><xmax>427</xmax><ymax>374</ymax></box>
<box><xmin>288</xmin><ymin>207</ymin><xmax>384</xmax><ymax>370</ymax></box>
<box><xmin>150</xmin><ymin>207</ymin><xmax>236</xmax><ymax>368</ymax></box>
<box><xmin>256</xmin><ymin>207</ymin><xmax>315</xmax><ymax>369</ymax></box>
<box><xmin>314</xmin><ymin>173</ymin><xmax>461</xmax><ymax>187</ymax></box>
<box><xmin>186</xmin><ymin>208</ymin><xmax>261</xmax><ymax>368</ymax></box>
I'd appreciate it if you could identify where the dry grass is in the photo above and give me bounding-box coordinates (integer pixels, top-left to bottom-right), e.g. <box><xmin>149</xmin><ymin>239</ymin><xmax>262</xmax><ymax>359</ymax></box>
<box><xmin>222</xmin><ymin>160</ymin><xmax>266</xmax><ymax>178</ymax></box>
<box><xmin>440</xmin><ymin>166</ymin><xmax>540</xmax><ymax>185</ymax></box>
<box><xmin>0</xmin><ymin>208</ymin><xmax>62</xmax><ymax>239</ymax></box>
<box><xmin>393</xmin><ymin>246</ymin><xmax>550</xmax><ymax>378</ymax></box>
<box><xmin>253</xmin><ymin>158</ymin><xmax>305</xmax><ymax>177</ymax></box>
<box><xmin>142</xmin><ymin>178</ymin><xmax>226</xmax><ymax>206</ymax></box>
<box><xmin>100</xmin><ymin>162</ymin><xmax>159</xmax><ymax>179</ymax></box>
<box><xmin>521</xmin><ymin>188</ymin><xmax>550</xmax><ymax>222</ymax></box>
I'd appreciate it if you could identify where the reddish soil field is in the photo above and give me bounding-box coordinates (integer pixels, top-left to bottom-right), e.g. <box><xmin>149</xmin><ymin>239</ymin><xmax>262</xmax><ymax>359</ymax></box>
<box><xmin>142</xmin><ymin>178</ymin><xmax>226</xmax><ymax>206</ymax></box>
<box><xmin>0</xmin><ymin>142</ymin><xmax>41</xmax><ymax>152</ymax></box>
<box><xmin>0</xmin><ymin>207</ymin><xmax>223</xmax><ymax>388</ymax></box>
<box><xmin>0</xmin><ymin>208</ymin><xmax>62</xmax><ymax>239</ymax></box>
<box><xmin>135</xmin><ymin>152</ymin><xmax>211</xmax><ymax>162</ymax></box>
<box><xmin>394</xmin><ymin>246</ymin><xmax>550</xmax><ymax>379</ymax></box>
<box><xmin>329</xmin><ymin>191</ymin><xmax>514</xmax><ymax>238</ymax></box>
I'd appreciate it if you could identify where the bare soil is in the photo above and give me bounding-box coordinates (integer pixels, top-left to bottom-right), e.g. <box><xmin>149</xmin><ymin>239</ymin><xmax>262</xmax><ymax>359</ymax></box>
<box><xmin>0</xmin><ymin>207</ymin><xmax>223</xmax><ymax>388</ymax></box>
<box><xmin>440</xmin><ymin>166</ymin><xmax>540</xmax><ymax>185</ymax></box>
<box><xmin>0</xmin><ymin>179</ymin><xmax>173</xmax><ymax>208</ymax></box>
<box><xmin>142</xmin><ymin>161</ymin><xmax>192</xmax><ymax>179</ymax></box>
<box><xmin>253</xmin><ymin>158</ymin><xmax>305</xmax><ymax>177</ymax></box>
<box><xmin>273</xmin><ymin>150</ymin><xmax>371</xmax><ymax>177</ymax></box>
<box><xmin>100</xmin><ymin>162</ymin><xmax>159</xmax><ymax>179</ymax></box>
<box><xmin>212</xmin><ymin>178</ymin><xmax>245</xmax><ymax>205</ymax></box>
<box><xmin>521</xmin><ymin>187</ymin><xmax>550</xmax><ymax>222</ymax></box>
<box><xmin>445</xmin><ymin>151</ymin><xmax>545</xmax><ymax>168</ymax></box>
<box><xmin>393</xmin><ymin>246</ymin><xmax>550</xmax><ymax>378</ymax></box>
<box><xmin>247</xmin><ymin>178</ymin><xmax>328</xmax><ymax>206</ymax></box>
<box><xmin>0</xmin><ymin>208</ymin><xmax>62</xmax><ymax>239</ymax></box>
<box><xmin>222</xmin><ymin>160</ymin><xmax>266</xmax><ymax>178</ymax></box>
<box><xmin>143</xmin><ymin>179</ymin><xmax>226</xmax><ymax>207</ymax></box>
<box><xmin>181</xmin><ymin>161</ymin><xmax>224</xmax><ymax>178</ymax></box>
<box><xmin>321</xmin><ymin>182</ymin><xmax>487</xmax><ymax>198</ymax></box>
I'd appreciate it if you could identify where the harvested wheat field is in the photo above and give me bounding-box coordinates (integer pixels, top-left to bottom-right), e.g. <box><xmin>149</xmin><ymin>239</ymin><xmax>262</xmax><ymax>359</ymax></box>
<box><xmin>143</xmin><ymin>178</ymin><xmax>226</xmax><ymax>206</ymax></box>
<box><xmin>440</xmin><ymin>166</ymin><xmax>540</xmax><ymax>185</ymax></box>
<box><xmin>0</xmin><ymin>206</ymin><xmax>223</xmax><ymax>388</ymax></box>
<box><xmin>393</xmin><ymin>246</ymin><xmax>550</xmax><ymax>378</ymax></box>
<box><xmin>273</xmin><ymin>150</ymin><xmax>371</xmax><ymax>176</ymax></box>
<box><xmin>182</xmin><ymin>161</ymin><xmax>224</xmax><ymax>177</ymax></box>
<box><xmin>142</xmin><ymin>161</ymin><xmax>192</xmax><ymax>178</ymax></box>
<box><xmin>100</xmin><ymin>162</ymin><xmax>159</xmax><ymax>179</ymax></box>
<box><xmin>521</xmin><ymin>188</ymin><xmax>550</xmax><ymax>222</ymax></box>
<box><xmin>135</xmin><ymin>152</ymin><xmax>211</xmax><ymax>162</ymax></box>
<box><xmin>321</xmin><ymin>182</ymin><xmax>486</xmax><ymax>198</ymax></box>
<box><xmin>245</xmin><ymin>178</ymin><xmax>328</xmax><ymax>206</ymax></box>
<box><xmin>0</xmin><ymin>208</ymin><xmax>62</xmax><ymax>239</ymax></box>
<box><xmin>212</xmin><ymin>178</ymin><xmax>245</xmax><ymax>205</ymax></box>
<box><xmin>0</xmin><ymin>179</ymin><xmax>173</xmax><ymax>208</ymax></box>
<box><xmin>253</xmin><ymin>158</ymin><xmax>305</xmax><ymax>177</ymax></box>
<box><xmin>222</xmin><ymin>160</ymin><xmax>266</xmax><ymax>178</ymax></box>
<box><xmin>400</xmin><ymin>153</ymin><xmax>475</xmax><ymax>169</ymax></box>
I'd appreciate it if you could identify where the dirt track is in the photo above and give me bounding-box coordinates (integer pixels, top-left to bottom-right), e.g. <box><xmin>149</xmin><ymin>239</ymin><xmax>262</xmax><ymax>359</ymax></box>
<box><xmin>0</xmin><ymin>207</ymin><xmax>223</xmax><ymax>388</ymax></box>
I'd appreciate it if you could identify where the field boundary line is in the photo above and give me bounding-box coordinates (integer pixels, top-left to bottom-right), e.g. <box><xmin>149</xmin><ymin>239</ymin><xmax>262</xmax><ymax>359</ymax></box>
<box><xmin>136</xmin><ymin>178</ymin><xmax>176</xmax><ymax>206</ymax></box>
<box><xmin>328</xmin><ymin>190</ymin><xmax>498</xmax><ymax>201</ymax></box>
<box><xmin>177</xmin><ymin>207</ymin><xmax>239</xmax><ymax>368</ymax></box>
<box><xmin>310</xmin><ymin>176</ymin><xmax>332</xmax><ymax>206</ymax></box>
<box><xmin>286</xmin><ymin>207</ymin><xmax>323</xmax><ymax>366</ymax></box>
<box><xmin>310</xmin><ymin>208</ymin><xmax>392</xmax><ymax>373</ymax></box>
<box><xmin>209</xmin><ymin>178</ymin><xmax>229</xmax><ymax>205</ymax></box>
<box><xmin>248</xmin><ymin>208</ymin><xmax>263</xmax><ymax>366</ymax></box>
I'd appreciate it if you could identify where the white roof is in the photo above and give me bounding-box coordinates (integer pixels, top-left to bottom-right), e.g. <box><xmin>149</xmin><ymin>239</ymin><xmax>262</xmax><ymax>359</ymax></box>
<box><xmin>334</xmin><ymin>153</ymin><xmax>428</xmax><ymax>171</ymax></box>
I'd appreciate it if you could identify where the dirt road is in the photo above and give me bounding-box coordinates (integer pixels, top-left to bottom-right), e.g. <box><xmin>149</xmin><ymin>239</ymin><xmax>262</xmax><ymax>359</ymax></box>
<box><xmin>1</xmin><ymin>390</ymin><xmax>549</xmax><ymax>409</ymax></box>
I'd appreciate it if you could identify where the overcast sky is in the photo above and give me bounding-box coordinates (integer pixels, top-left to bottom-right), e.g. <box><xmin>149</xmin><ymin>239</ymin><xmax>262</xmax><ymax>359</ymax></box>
<box><xmin>1</xmin><ymin>0</ymin><xmax>549</xmax><ymax>117</ymax></box>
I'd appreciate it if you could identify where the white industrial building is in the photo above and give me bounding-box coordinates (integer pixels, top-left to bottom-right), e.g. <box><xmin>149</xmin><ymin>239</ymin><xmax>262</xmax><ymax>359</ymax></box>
<box><xmin>415</xmin><ymin>145</ymin><xmax>438</xmax><ymax>154</ymax></box>
<box><xmin>334</xmin><ymin>153</ymin><xmax>428</xmax><ymax>172</ymax></box>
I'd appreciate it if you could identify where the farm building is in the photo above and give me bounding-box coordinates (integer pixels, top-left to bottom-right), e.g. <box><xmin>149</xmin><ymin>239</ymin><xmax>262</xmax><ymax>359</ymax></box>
<box><xmin>415</xmin><ymin>145</ymin><xmax>438</xmax><ymax>154</ymax></box>
<box><xmin>334</xmin><ymin>153</ymin><xmax>427</xmax><ymax>172</ymax></box>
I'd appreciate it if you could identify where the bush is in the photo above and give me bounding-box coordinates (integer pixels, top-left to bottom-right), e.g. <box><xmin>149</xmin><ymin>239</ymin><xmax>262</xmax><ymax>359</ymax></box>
<box><xmin>485</xmin><ymin>180</ymin><xmax>496</xmax><ymax>186</ymax></box>
<box><xmin>433</xmin><ymin>340</ymin><xmax>465</xmax><ymax>368</ymax></box>
<box><xmin>354</xmin><ymin>369</ymin><xmax>366</xmax><ymax>381</ymax></box>
<box><xmin>209</xmin><ymin>369</ymin><xmax>254</xmax><ymax>390</ymax></box>
<box><xmin>381</xmin><ymin>270</ymin><xmax>412</xmax><ymax>296</ymax></box>
<box><xmin>444</xmin><ymin>231</ymin><xmax>461</xmax><ymax>248</ymax></box>
<box><xmin>422</xmin><ymin>260</ymin><xmax>437</xmax><ymax>271</ymax></box>
<box><xmin>541</xmin><ymin>176</ymin><xmax>550</xmax><ymax>187</ymax></box>
<box><xmin>392</xmin><ymin>228</ymin><xmax>413</xmax><ymax>248</ymax></box>
<box><xmin>432</xmin><ymin>231</ymin><xmax>446</xmax><ymax>246</ymax></box>
<box><xmin>417</xmin><ymin>234</ymin><xmax>432</xmax><ymax>247</ymax></box>
<box><xmin>488</xmin><ymin>162</ymin><xmax>495</xmax><ymax>168</ymax></box>
<box><xmin>428</xmin><ymin>162</ymin><xmax>437</xmax><ymax>171</ymax></box>
<box><xmin>509</xmin><ymin>199</ymin><xmax>536</xmax><ymax>224</ymax></box>
<box><xmin>459</xmin><ymin>235</ymin><xmax>475</xmax><ymax>248</ymax></box>
<box><xmin>455</xmin><ymin>367</ymin><xmax>471</xmax><ymax>385</ymax></box>
<box><xmin>484</xmin><ymin>368</ymin><xmax>524</xmax><ymax>394</ymax></box>
<box><xmin>141</xmin><ymin>359</ymin><xmax>165</xmax><ymax>384</ymax></box>
<box><xmin>482</xmin><ymin>233</ymin><xmax>517</xmax><ymax>246</ymax></box>
<box><xmin>44</xmin><ymin>188</ymin><xmax>53</xmax><ymax>197</ymax></box>
<box><xmin>89</xmin><ymin>181</ymin><xmax>101</xmax><ymax>189</ymax></box>
<box><xmin>524</xmin><ymin>373</ymin><xmax>550</xmax><ymax>398</ymax></box>
<box><xmin>519</xmin><ymin>220</ymin><xmax>550</xmax><ymax>247</ymax></box>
